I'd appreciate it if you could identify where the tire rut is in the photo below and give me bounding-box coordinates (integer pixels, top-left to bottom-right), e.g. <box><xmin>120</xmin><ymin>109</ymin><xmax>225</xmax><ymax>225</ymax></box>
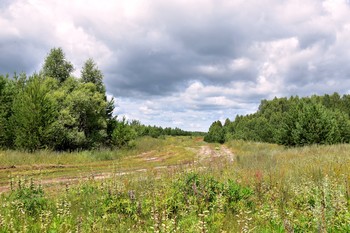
<box><xmin>0</xmin><ymin>144</ymin><xmax>235</xmax><ymax>194</ymax></box>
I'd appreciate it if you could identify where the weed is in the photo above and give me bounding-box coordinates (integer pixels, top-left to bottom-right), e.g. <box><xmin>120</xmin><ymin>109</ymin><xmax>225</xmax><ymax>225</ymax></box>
<box><xmin>11</xmin><ymin>178</ymin><xmax>48</xmax><ymax>216</ymax></box>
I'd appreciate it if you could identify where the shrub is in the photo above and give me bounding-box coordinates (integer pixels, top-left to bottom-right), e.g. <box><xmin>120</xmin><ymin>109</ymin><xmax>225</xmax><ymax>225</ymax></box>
<box><xmin>111</xmin><ymin>117</ymin><xmax>137</xmax><ymax>148</ymax></box>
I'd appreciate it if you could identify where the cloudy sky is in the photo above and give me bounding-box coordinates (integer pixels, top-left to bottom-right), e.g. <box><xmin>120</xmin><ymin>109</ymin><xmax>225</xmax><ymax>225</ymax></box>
<box><xmin>1</xmin><ymin>0</ymin><xmax>350</xmax><ymax>131</ymax></box>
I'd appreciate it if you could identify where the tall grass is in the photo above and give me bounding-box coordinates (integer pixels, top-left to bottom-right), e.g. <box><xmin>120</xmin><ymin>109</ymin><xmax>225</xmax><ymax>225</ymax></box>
<box><xmin>0</xmin><ymin>138</ymin><xmax>349</xmax><ymax>232</ymax></box>
<box><xmin>0</xmin><ymin>136</ymin><xmax>175</xmax><ymax>166</ymax></box>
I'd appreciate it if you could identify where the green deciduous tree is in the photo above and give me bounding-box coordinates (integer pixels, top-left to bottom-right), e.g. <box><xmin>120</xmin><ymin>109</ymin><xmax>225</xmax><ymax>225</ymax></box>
<box><xmin>232</xmin><ymin>115</ymin><xmax>274</xmax><ymax>143</ymax></box>
<box><xmin>210</xmin><ymin>93</ymin><xmax>350</xmax><ymax>146</ymax></box>
<box><xmin>1</xmin><ymin>47</ymin><xmax>195</xmax><ymax>151</ymax></box>
<box><xmin>0</xmin><ymin>74</ymin><xmax>16</xmax><ymax>147</ymax></box>
<box><xmin>204</xmin><ymin>121</ymin><xmax>225</xmax><ymax>144</ymax></box>
<box><xmin>81</xmin><ymin>58</ymin><xmax>106</xmax><ymax>94</ymax></box>
<box><xmin>11</xmin><ymin>74</ymin><xmax>57</xmax><ymax>151</ymax></box>
<box><xmin>111</xmin><ymin>117</ymin><xmax>136</xmax><ymax>148</ymax></box>
<box><xmin>48</xmin><ymin>78</ymin><xmax>107</xmax><ymax>150</ymax></box>
<box><xmin>42</xmin><ymin>48</ymin><xmax>74</xmax><ymax>83</ymax></box>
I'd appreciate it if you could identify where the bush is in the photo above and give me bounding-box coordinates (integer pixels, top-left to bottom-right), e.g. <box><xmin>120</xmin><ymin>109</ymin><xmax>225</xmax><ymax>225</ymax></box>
<box><xmin>225</xmin><ymin>179</ymin><xmax>253</xmax><ymax>211</ymax></box>
<box><xmin>111</xmin><ymin>117</ymin><xmax>137</xmax><ymax>148</ymax></box>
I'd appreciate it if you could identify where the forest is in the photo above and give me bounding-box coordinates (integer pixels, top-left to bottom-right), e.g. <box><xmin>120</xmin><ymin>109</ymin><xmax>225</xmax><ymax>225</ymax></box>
<box><xmin>205</xmin><ymin>93</ymin><xmax>350</xmax><ymax>146</ymax></box>
<box><xmin>0</xmin><ymin>48</ymin><xmax>195</xmax><ymax>152</ymax></box>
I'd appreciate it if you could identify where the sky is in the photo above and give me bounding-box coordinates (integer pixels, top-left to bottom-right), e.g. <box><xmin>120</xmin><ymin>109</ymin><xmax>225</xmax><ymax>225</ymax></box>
<box><xmin>1</xmin><ymin>0</ymin><xmax>350</xmax><ymax>132</ymax></box>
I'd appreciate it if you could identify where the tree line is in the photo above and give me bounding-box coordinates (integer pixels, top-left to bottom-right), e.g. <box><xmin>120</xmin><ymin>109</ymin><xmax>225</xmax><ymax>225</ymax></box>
<box><xmin>0</xmin><ymin>48</ymin><xmax>195</xmax><ymax>151</ymax></box>
<box><xmin>205</xmin><ymin>93</ymin><xmax>350</xmax><ymax>146</ymax></box>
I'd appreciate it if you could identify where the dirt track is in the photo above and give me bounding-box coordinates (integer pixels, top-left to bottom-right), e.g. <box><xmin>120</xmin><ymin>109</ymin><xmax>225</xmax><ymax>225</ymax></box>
<box><xmin>198</xmin><ymin>145</ymin><xmax>234</xmax><ymax>162</ymax></box>
<box><xmin>0</xmin><ymin>144</ymin><xmax>234</xmax><ymax>193</ymax></box>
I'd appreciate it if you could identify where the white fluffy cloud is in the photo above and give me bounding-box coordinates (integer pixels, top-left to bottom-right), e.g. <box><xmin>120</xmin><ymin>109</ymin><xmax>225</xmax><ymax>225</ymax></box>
<box><xmin>1</xmin><ymin>0</ymin><xmax>350</xmax><ymax>131</ymax></box>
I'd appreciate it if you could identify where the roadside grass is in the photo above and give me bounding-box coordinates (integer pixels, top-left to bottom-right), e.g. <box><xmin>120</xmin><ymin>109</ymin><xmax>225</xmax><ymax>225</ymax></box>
<box><xmin>0</xmin><ymin>136</ymin><xmax>202</xmax><ymax>166</ymax></box>
<box><xmin>0</xmin><ymin>137</ymin><xmax>349</xmax><ymax>232</ymax></box>
<box><xmin>0</xmin><ymin>136</ymin><xmax>164</xmax><ymax>166</ymax></box>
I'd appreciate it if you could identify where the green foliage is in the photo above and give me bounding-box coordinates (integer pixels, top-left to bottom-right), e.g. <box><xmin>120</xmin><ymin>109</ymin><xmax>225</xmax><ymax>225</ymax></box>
<box><xmin>103</xmin><ymin>191</ymin><xmax>140</xmax><ymax>218</ymax></box>
<box><xmin>280</xmin><ymin>101</ymin><xmax>346</xmax><ymax>146</ymax></box>
<box><xmin>46</xmin><ymin>78</ymin><xmax>108</xmax><ymax>150</ymax></box>
<box><xmin>210</xmin><ymin>93</ymin><xmax>350</xmax><ymax>146</ymax></box>
<box><xmin>0</xmin><ymin>48</ymin><xmax>119</xmax><ymax>151</ymax></box>
<box><xmin>0</xmin><ymin>172</ymin><xmax>255</xmax><ymax>232</ymax></box>
<box><xmin>226</xmin><ymin>179</ymin><xmax>253</xmax><ymax>211</ymax></box>
<box><xmin>0</xmin><ymin>74</ymin><xmax>16</xmax><ymax>148</ymax></box>
<box><xmin>11</xmin><ymin>179</ymin><xmax>48</xmax><ymax>216</ymax></box>
<box><xmin>11</xmin><ymin>74</ymin><xmax>57</xmax><ymax>151</ymax></box>
<box><xmin>67</xmin><ymin>82</ymin><xmax>107</xmax><ymax>147</ymax></box>
<box><xmin>81</xmin><ymin>58</ymin><xmax>106</xmax><ymax>94</ymax></box>
<box><xmin>165</xmin><ymin>172</ymin><xmax>253</xmax><ymax>220</ymax></box>
<box><xmin>106</xmin><ymin>97</ymin><xmax>116</xmax><ymax>145</ymax></box>
<box><xmin>111</xmin><ymin>117</ymin><xmax>137</xmax><ymax>148</ymax></box>
<box><xmin>204</xmin><ymin>120</ymin><xmax>225</xmax><ymax>143</ymax></box>
<box><xmin>128</xmin><ymin>120</ymin><xmax>194</xmax><ymax>138</ymax></box>
<box><xmin>0</xmin><ymin>47</ymin><xmax>200</xmax><ymax>151</ymax></box>
<box><xmin>230</xmin><ymin>116</ymin><xmax>274</xmax><ymax>143</ymax></box>
<box><xmin>42</xmin><ymin>47</ymin><xmax>74</xmax><ymax>83</ymax></box>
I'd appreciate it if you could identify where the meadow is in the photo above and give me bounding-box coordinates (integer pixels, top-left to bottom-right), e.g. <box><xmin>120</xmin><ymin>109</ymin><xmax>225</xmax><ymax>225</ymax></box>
<box><xmin>0</xmin><ymin>136</ymin><xmax>349</xmax><ymax>232</ymax></box>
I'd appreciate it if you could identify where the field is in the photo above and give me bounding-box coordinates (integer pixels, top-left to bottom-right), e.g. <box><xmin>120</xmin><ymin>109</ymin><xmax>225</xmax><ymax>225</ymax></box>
<box><xmin>0</xmin><ymin>136</ymin><xmax>349</xmax><ymax>232</ymax></box>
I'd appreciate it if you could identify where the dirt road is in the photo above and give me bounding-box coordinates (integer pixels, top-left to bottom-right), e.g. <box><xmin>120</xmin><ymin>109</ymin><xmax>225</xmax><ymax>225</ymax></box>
<box><xmin>198</xmin><ymin>145</ymin><xmax>234</xmax><ymax>162</ymax></box>
<box><xmin>0</xmin><ymin>142</ymin><xmax>234</xmax><ymax>193</ymax></box>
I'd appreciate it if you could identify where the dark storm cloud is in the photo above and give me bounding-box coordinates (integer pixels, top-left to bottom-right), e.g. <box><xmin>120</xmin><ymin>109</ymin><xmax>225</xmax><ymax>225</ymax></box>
<box><xmin>105</xmin><ymin>48</ymin><xmax>195</xmax><ymax>96</ymax></box>
<box><xmin>102</xmin><ymin>0</ymin><xmax>350</xmax><ymax>99</ymax></box>
<box><xmin>0</xmin><ymin>40</ymin><xmax>47</xmax><ymax>75</ymax></box>
<box><xmin>286</xmin><ymin>57</ymin><xmax>350</xmax><ymax>97</ymax></box>
<box><xmin>98</xmin><ymin>1</ymin><xmax>270</xmax><ymax>97</ymax></box>
<box><xmin>1</xmin><ymin>0</ymin><xmax>350</xmax><ymax>131</ymax></box>
<box><xmin>103</xmin><ymin>25</ymin><xmax>256</xmax><ymax>97</ymax></box>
